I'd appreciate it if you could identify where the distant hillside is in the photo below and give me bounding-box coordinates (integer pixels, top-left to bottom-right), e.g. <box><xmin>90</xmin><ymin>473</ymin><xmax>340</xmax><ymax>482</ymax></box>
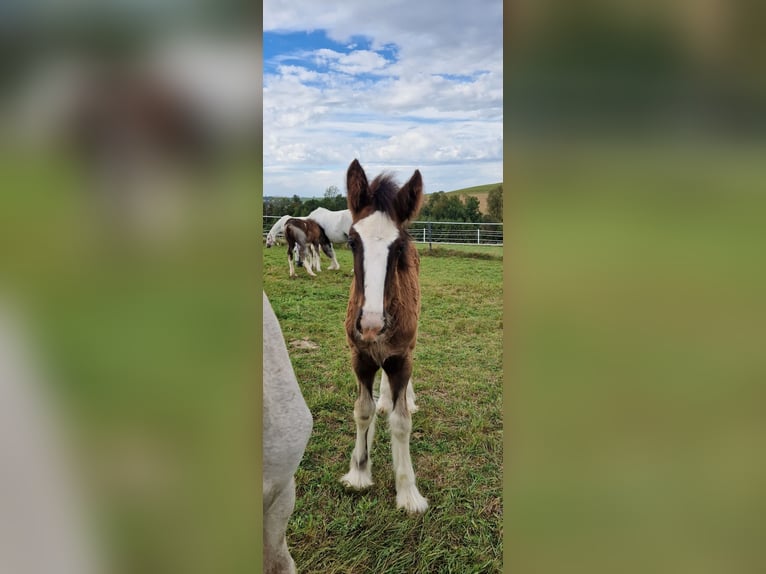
<box><xmin>429</xmin><ymin>182</ymin><xmax>502</xmax><ymax>214</ymax></box>
<box><xmin>265</xmin><ymin>181</ymin><xmax>503</xmax><ymax>214</ymax></box>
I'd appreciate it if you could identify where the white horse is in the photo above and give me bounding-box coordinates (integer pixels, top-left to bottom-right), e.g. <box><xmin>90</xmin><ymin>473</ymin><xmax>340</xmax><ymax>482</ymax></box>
<box><xmin>265</xmin><ymin>215</ymin><xmax>298</xmax><ymax>248</ymax></box>
<box><xmin>263</xmin><ymin>292</ymin><xmax>313</xmax><ymax>574</ymax></box>
<box><xmin>0</xmin><ymin>301</ymin><xmax>102</xmax><ymax>574</ymax></box>
<box><xmin>307</xmin><ymin>207</ymin><xmax>352</xmax><ymax>243</ymax></box>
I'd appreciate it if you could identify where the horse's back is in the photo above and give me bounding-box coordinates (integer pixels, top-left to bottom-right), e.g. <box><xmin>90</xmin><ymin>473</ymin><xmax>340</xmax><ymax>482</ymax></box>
<box><xmin>307</xmin><ymin>207</ymin><xmax>351</xmax><ymax>243</ymax></box>
<box><xmin>262</xmin><ymin>292</ymin><xmax>312</xmax><ymax>491</ymax></box>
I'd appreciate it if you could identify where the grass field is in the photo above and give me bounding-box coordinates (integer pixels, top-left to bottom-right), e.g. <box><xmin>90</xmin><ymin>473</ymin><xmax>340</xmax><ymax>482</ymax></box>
<box><xmin>263</xmin><ymin>242</ymin><xmax>503</xmax><ymax>573</ymax></box>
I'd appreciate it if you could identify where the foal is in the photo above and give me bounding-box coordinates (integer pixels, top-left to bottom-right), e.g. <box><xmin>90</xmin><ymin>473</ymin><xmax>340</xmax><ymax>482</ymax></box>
<box><xmin>340</xmin><ymin>159</ymin><xmax>428</xmax><ymax>514</ymax></box>
<box><xmin>284</xmin><ymin>218</ymin><xmax>333</xmax><ymax>278</ymax></box>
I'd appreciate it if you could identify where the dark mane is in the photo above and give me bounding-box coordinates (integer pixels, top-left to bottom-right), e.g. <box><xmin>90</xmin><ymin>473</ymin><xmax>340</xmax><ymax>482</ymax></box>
<box><xmin>367</xmin><ymin>171</ymin><xmax>423</xmax><ymax>226</ymax></box>
<box><xmin>369</xmin><ymin>172</ymin><xmax>401</xmax><ymax>219</ymax></box>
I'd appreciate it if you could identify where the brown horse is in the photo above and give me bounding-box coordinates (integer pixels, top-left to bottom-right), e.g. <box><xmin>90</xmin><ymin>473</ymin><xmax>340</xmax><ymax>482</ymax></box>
<box><xmin>339</xmin><ymin>159</ymin><xmax>428</xmax><ymax>514</ymax></box>
<box><xmin>284</xmin><ymin>218</ymin><xmax>334</xmax><ymax>278</ymax></box>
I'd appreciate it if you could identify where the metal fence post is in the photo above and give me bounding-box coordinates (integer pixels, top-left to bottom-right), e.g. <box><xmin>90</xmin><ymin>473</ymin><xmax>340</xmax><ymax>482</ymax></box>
<box><xmin>428</xmin><ymin>221</ymin><xmax>432</xmax><ymax>251</ymax></box>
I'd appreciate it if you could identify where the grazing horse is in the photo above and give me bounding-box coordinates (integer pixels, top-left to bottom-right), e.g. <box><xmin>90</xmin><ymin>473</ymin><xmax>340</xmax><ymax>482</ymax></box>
<box><xmin>339</xmin><ymin>159</ymin><xmax>428</xmax><ymax>514</ymax></box>
<box><xmin>265</xmin><ymin>215</ymin><xmax>298</xmax><ymax>248</ymax></box>
<box><xmin>263</xmin><ymin>292</ymin><xmax>313</xmax><ymax>574</ymax></box>
<box><xmin>284</xmin><ymin>218</ymin><xmax>334</xmax><ymax>278</ymax></box>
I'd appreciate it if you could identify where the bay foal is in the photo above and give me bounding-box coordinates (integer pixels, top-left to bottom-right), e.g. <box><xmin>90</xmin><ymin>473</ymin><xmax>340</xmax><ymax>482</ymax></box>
<box><xmin>340</xmin><ymin>159</ymin><xmax>428</xmax><ymax>514</ymax></box>
<box><xmin>284</xmin><ymin>217</ymin><xmax>333</xmax><ymax>278</ymax></box>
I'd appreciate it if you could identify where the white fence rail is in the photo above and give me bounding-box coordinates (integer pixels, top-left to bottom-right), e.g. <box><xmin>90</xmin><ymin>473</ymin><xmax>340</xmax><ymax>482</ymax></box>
<box><xmin>408</xmin><ymin>221</ymin><xmax>503</xmax><ymax>246</ymax></box>
<box><xmin>263</xmin><ymin>216</ymin><xmax>503</xmax><ymax>246</ymax></box>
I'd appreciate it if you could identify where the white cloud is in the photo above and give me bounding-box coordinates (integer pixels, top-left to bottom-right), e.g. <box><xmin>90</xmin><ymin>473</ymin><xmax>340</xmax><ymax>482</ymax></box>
<box><xmin>312</xmin><ymin>48</ymin><xmax>391</xmax><ymax>75</ymax></box>
<box><xmin>263</xmin><ymin>0</ymin><xmax>502</xmax><ymax>197</ymax></box>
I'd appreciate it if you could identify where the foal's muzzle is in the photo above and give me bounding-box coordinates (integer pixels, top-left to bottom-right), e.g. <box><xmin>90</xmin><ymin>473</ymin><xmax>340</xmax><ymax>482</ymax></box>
<box><xmin>357</xmin><ymin>309</ymin><xmax>386</xmax><ymax>342</ymax></box>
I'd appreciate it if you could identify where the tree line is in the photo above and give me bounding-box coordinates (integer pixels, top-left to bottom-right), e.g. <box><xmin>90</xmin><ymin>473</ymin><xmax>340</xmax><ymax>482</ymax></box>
<box><xmin>420</xmin><ymin>184</ymin><xmax>503</xmax><ymax>223</ymax></box>
<box><xmin>264</xmin><ymin>184</ymin><xmax>503</xmax><ymax>222</ymax></box>
<box><xmin>263</xmin><ymin>186</ymin><xmax>347</xmax><ymax>217</ymax></box>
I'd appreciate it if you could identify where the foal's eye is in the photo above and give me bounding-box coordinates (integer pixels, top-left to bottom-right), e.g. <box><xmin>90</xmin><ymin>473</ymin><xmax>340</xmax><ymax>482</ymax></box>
<box><xmin>347</xmin><ymin>238</ymin><xmax>357</xmax><ymax>251</ymax></box>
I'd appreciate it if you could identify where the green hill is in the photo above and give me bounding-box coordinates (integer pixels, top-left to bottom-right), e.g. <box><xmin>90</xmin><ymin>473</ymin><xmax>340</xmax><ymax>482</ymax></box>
<box><xmin>430</xmin><ymin>182</ymin><xmax>502</xmax><ymax>213</ymax></box>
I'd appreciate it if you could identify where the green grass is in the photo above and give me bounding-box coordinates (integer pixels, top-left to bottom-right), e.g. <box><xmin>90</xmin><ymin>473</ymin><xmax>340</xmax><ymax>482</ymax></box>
<box><xmin>444</xmin><ymin>182</ymin><xmax>502</xmax><ymax>196</ymax></box>
<box><xmin>417</xmin><ymin>243</ymin><xmax>503</xmax><ymax>260</ymax></box>
<box><xmin>263</xmin><ymin>242</ymin><xmax>503</xmax><ymax>573</ymax></box>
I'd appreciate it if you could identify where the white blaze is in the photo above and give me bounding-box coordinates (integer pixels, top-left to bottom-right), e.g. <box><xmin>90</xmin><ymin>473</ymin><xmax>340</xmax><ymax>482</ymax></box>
<box><xmin>353</xmin><ymin>211</ymin><xmax>399</xmax><ymax>327</ymax></box>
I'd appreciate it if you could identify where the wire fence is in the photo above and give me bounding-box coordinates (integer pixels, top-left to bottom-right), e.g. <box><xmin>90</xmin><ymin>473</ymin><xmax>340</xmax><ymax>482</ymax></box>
<box><xmin>263</xmin><ymin>216</ymin><xmax>503</xmax><ymax>246</ymax></box>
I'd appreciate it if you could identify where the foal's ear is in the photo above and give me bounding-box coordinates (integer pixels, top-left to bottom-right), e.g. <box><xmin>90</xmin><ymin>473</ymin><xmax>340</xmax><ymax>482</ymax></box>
<box><xmin>346</xmin><ymin>159</ymin><xmax>370</xmax><ymax>216</ymax></box>
<box><xmin>395</xmin><ymin>169</ymin><xmax>424</xmax><ymax>224</ymax></box>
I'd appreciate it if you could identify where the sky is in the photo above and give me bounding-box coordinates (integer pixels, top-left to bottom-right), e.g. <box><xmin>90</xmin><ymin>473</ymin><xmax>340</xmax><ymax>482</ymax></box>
<box><xmin>263</xmin><ymin>0</ymin><xmax>503</xmax><ymax>197</ymax></box>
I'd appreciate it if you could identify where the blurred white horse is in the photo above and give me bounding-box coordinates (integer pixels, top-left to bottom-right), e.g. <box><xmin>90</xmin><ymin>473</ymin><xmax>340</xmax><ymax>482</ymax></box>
<box><xmin>263</xmin><ymin>292</ymin><xmax>313</xmax><ymax>574</ymax></box>
<box><xmin>0</xmin><ymin>301</ymin><xmax>102</xmax><ymax>574</ymax></box>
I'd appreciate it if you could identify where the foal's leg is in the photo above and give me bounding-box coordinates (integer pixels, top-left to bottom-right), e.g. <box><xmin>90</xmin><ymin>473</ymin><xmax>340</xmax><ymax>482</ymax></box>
<box><xmin>301</xmin><ymin>243</ymin><xmax>316</xmax><ymax>277</ymax></box>
<box><xmin>341</xmin><ymin>354</ymin><xmax>378</xmax><ymax>490</ymax></box>
<box><xmin>294</xmin><ymin>244</ymin><xmax>302</xmax><ymax>267</ymax></box>
<box><xmin>312</xmin><ymin>243</ymin><xmax>322</xmax><ymax>272</ymax></box>
<box><xmin>384</xmin><ymin>356</ymin><xmax>428</xmax><ymax>514</ymax></box>
<box><xmin>376</xmin><ymin>371</ymin><xmax>393</xmax><ymax>414</ymax></box>
<box><xmin>377</xmin><ymin>372</ymin><xmax>418</xmax><ymax>415</ymax></box>
<box><xmin>287</xmin><ymin>242</ymin><xmax>296</xmax><ymax>278</ymax></box>
<box><xmin>406</xmin><ymin>378</ymin><xmax>419</xmax><ymax>413</ymax></box>
<box><xmin>327</xmin><ymin>245</ymin><xmax>340</xmax><ymax>270</ymax></box>
<box><xmin>305</xmin><ymin>244</ymin><xmax>314</xmax><ymax>271</ymax></box>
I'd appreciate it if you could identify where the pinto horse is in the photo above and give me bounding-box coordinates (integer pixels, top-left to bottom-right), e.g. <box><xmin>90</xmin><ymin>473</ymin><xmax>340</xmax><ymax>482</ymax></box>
<box><xmin>284</xmin><ymin>218</ymin><xmax>334</xmax><ymax>278</ymax></box>
<box><xmin>304</xmin><ymin>207</ymin><xmax>352</xmax><ymax>270</ymax></box>
<box><xmin>339</xmin><ymin>159</ymin><xmax>428</xmax><ymax>514</ymax></box>
<box><xmin>267</xmin><ymin>208</ymin><xmax>351</xmax><ymax>270</ymax></box>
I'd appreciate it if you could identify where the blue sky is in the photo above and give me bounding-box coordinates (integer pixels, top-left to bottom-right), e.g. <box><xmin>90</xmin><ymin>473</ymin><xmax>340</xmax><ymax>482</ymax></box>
<box><xmin>263</xmin><ymin>0</ymin><xmax>503</xmax><ymax>197</ymax></box>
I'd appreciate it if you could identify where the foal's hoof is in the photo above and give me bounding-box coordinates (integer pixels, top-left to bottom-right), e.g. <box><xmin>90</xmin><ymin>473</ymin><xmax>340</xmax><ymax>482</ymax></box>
<box><xmin>397</xmin><ymin>486</ymin><xmax>429</xmax><ymax>514</ymax></box>
<box><xmin>340</xmin><ymin>469</ymin><xmax>373</xmax><ymax>490</ymax></box>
